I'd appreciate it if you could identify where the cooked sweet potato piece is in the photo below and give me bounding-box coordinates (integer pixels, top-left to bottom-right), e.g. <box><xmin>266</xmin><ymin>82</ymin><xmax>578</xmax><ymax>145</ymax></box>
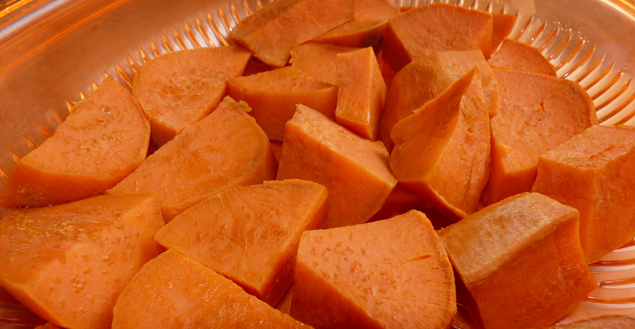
<box><xmin>292</xmin><ymin>210</ymin><xmax>456</xmax><ymax>329</ymax></box>
<box><xmin>133</xmin><ymin>46</ymin><xmax>251</xmax><ymax>146</ymax></box>
<box><xmin>335</xmin><ymin>47</ymin><xmax>387</xmax><ymax>140</ymax></box>
<box><xmin>532</xmin><ymin>125</ymin><xmax>635</xmax><ymax>263</ymax></box>
<box><xmin>277</xmin><ymin>104</ymin><xmax>397</xmax><ymax>228</ymax></box>
<box><xmin>312</xmin><ymin>0</ymin><xmax>400</xmax><ymax>49</ymax></box>
<box><xmin>481</xmin><ymin>68</ymin><xmax>597</xmax><ymax>205</ymax></box>
<box><xmin>380</xmin><ymin>49</ymin><xmax>498</xmax><ymax>151</ymax></box>
<box><xmin>0</xmin><ymin>193</ymin><xmax>164</xmax><ymax>329</ymax></box>
<box><xmin>227</xmin><ymin>66</ymin><xmax>338</xmax><ymax>141</ymax></box>
<box><xmin>439</xmin><ymin>193</ymin><xmax>596</xmax><ymax>329</ymax></box>
<box><xmin>229</xmin><ymin>0</ymin><xmax>354</xmax><ymax>67</ymax></box>
<box><xmin>491</xmin><ymin>13</ymin><xmax>517</xmax><ymax>51</ymax></box>
<box><xmin>154</xmin><ymin>179</ymin><xmax>328</xmax><ymax>307</ymax></box>
<box><xmin>0</xmin><ymin>77</ymin><xmax>150</xmax><ymax>209</ymax></box>
<box><xmin>382</xmin><ymin>3</ymin><xmax>493</xmax><ymax>72</ymax></box>
<box><xmin>289</xmin><ymin>42</ymin><xmax>359</xmax><ymax>85</ymax></box>
<box><xmin>111</xmin><ymin>249</ymin><xmax>309</xmax><ymax>329</ymax></box>
<box><xmin>106</xmin><ymin>96</ymin><xmax>277</xmax><ymax>223</ymax></box>
<box><xmin>390</xmin><ymin>68</ymin><xmax>490</xmax><ymax>219</ymax></box>
<box><xmin>488</xmin><ymin>38</ymin><xmax>557</xmax><ymax>76</ymax></box>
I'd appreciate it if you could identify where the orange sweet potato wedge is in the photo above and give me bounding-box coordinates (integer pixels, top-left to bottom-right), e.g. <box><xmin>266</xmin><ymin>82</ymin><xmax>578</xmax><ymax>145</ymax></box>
<box><xmin>381</xmin><ymin>49</ymin><xmax>498</xmax><ymax>151</ymax></box>
<box><xmin>335</xmin><ymin>47</ymin><xmax>387</xmax><ymax>140</ymax></box>
<box><xmin>106</xmin><ymin>96</ymin><xmax>277</xmax><ymax>223</ymax></box>
<box><xmin>111</xmin><ymin>249</ymin><xmax>310</xmax><ymax>329</ymax></box>
<box><xmin>154</xmin><ymin>179</ymin><xmax>328</xmax><ymax>307</ymax></box>
<box><xmin>544</xmin><ymin>315</ymin><xmax>635</xmax><ymax>328</ymax></box>
<box><xmin>481</xmin><ymin>68</ymin><xmax>597</xmax><ymax>205</ymax></box>
<box><xmin>439</xmin><ymin>193</ymin><xmax>597</xmax><ymax>329</ymax></box>
<box><xmin>312</xmin><ymin>0</ymin><xmax>400</xmax><ymax>49</ymax></box>
<box><xmin>382</xmin><ymin>3</ymin><xmax>493</xmax><ymax>72</ymax></box>
<box><xmin>0</xmin><ymin>193</ymin><xmax>164</xmax><ymax>329</ymax></box>
<box><xmin>0</xmin><ymin>77</ymin><xmax>150</xmax><ymax>209</ymax></box>
<box><xmin>229</xmin><ymin>0</ymin><xmax>354</xmax><ymax>67</ymax></box>
<box><xmin>488</xmin><ymin>38</ymin><xmax>557</xmax><ymax>77</ymax></box>
<box><xmin>227</xmin><ymin>66</ymin><xmax>338</xmax><ymax>141</ymax></box>
<box><xmin>491</xmin><ymin>13</ymin><xmax>517</xmax><ymax>51</ymax></box>
<box><xmin>133</xmin><ymin>46</ymin><xmax>252</xmax><ymax>147</ymax></box>
<box><xmin>291</xmin><ymin>210</ymin><xmax>456</xmax><ymax>329</ymax></box>
<box><xmin>532</xmin><ymin>125</ymin><xmax>635</xmax><ymax>263</ymax></box>
<box><xmin>390</xmin><ymin>68</ymin><xmax>490</xmax><ymax>219</ymax></box>
<box><xmin>290</xmin><ymin>42</ymin><xmax>359</xmax><ymax>85</ymax></box>
<box><xmin>277</xmin><ymin>104</ymin><xmax>397</xmax><ymax>228</ymax></box>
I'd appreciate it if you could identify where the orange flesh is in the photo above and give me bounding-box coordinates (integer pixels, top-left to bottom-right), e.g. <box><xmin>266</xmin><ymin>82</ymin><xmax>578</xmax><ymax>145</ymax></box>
<box><xmin>290</xmin><ymin>42</ymin><xmax>359</xmax><ymax>85</ymax></box>
<box><xmin>291</xmin><ymin>210</ymin><xmax>456</xmax><ymax>329</ymax></box>
<box><xmin>491</xmin><ymin>13</ymin><xmax>517</xmax><ymax>51</ymax></box>
<box><xmin>481</xmin><ymin>67</ymin><xmax>597</xmax><ymax>205</ymax></box>
<box><xmin>106</xmin><ymin>96</ymin><xmax>277</xmax><ymax>222</ymax></box>
<box><xmin>227</xmin><ymin>66</ymin><xmax>338</xmax><ymax>141</ymax></box>
<box><xmin>532</xmin><ymin>125</ymin><xmax>635</xmax><ymax>263</ymax></box>
<box><xmin>111</xmin><ymin>249</ymin><xmax>309</xmax><ymax>328</ymax></box>
<box><xmin>488</xmin><ymin>38</ymin><xmax>557</xmax><ymax>77</ymax></box>
<box><xmin>439</xmin><ymin>193</ymin><xmax>597</xmax><ymax>329</ymax></box>
<box><xmin>335</xmin><ymin>47</ymin><xmax>387</xmax><ymax>140</ymax></box>
<box><xmin>277</xmin><ymin>105</ymin><xmax>397</xmax><ymax>228</ymax></box>
<box><xmin>133</xmin><ymin>46</ymin><xmax>251</xmax><ymax>146</ymax></box>
<box><xmin>154</xmin><ymin>179</ymin><xmax>328</xmax><ymax>307</ymax></box>
<box><xmin>0</xmin><ymin>193</ymin><xmax>164</xmax><ymax>329</ymax></box>
<box><xmin>0</xmin><ymin>77</ymin><xmax>150</xmax><ymax>209</ymax></box>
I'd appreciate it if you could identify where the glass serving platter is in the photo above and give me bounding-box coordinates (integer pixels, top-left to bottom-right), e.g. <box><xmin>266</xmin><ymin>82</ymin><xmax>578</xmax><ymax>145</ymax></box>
<box><xmin>1</xmin><ymin>0</ymin><xmax>635</xmax><ymax>327</ymax></box>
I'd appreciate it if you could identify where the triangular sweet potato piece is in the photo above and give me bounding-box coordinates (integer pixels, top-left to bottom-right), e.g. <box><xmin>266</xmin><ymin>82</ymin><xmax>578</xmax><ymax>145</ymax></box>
<box><xmin>0</xmin><ymin>193</ymin><xmax>164</xmax><ymax>329</ymax></box>
<box><xmin>227</xmin><ymin>66</ymin><xmax>338</xmax><ymax>141</ymax></box>
<box><xmin>290</xmin><ymin>42</ymin><xmax>359</xmax><ymax>85</ymax></box>
<box><xmin>0</xmin><ymin>77</ymin><xmax>150</xmax><ymax>208</ymax></box>
<box><xmin>106</xmin><ymin>96</ymin><xmax>277</xmax><ymax>222</ymax></box>
<box><xmin>133</xmin><ymin>46</ymin><xmax>252</xmax><ymax>146</ymax></box>
<box><xmin>488</xmin><ymin>38</ymin><xmax>557</xmax><ymax>76</ymax></box>
<box><xmin>277</xmin><ymin>104</ymin><xmax>397</xmax><ymax>228</ymax></box>
<box><xmin>230</xmin><ymin>0</ymin><xmax>354</xmax><ymax>67</ymax></box>
<box><xmin>292</xmin><ymin>210</ymin><xmax>456</xmax><ymax>329</ymax></box>
<box><xmin>491</xmin><ymin>13</ymin><xmax>517</xmax><ymax>51</ymax></box>
<box><xmin>481</xmin><ymin>68</ymin><xmax>597</xmax><ymax>205</ymax></box>
<box><xmin>390</xmin><ymin>68</ymin><xmax>490</xmax><ymax>219</ymax></box>
<box><xmin>382</xmin><ymin>3</ymin><xmax>493</xmax><ymax>72</ymax></box>
<box><xmin>154</xmin><ymin>179</ymin><xmax>328</xmax><ymax>307</ymax></box>
<box><xmin>111</xmin><ymin>249</ymin><xmax>308</xmax><ymax>328</ymax></box>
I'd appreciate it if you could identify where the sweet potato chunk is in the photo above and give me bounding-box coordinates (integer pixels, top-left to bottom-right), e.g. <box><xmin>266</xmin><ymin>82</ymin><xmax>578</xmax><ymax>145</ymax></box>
<box><xmin>532</xmin><ymin>125</ymin><xmax>635</xmax><ymax>263</ymax></box>
<box><xmin>229</xmin><ymin>0</ymin><xmax>354</xmax><ymax>67</ymax></box>
<box><xmin>481</xmin><ymin>68</ymin><xmax>597</xmax><ymax>205</ymax></box>
<box><xmin>382</xmin><ymin>3</ymin><xmax>493</xmax><ymax>72</ymax></box>
<box><xmin>277</xmin><ymin>105</ymin><xmax>397</xmax><ymax>228</ymax></box>
<box><xmin>292</xmin><ymin>210</ymin><xmax>456</xmax><ymax>329</ymax></box>
<box><xmin>107</xmin><ymin>96</ymin><xmax>277</xmax><ymax>222</ymax></box>
<box><xmin>0</xmin><ymin>193</ymin><xmax>164</xmax><ymax>329</ymax></box>
<box><xmin>290</xmin><ymin>42</ymin><xmax>359</xmax><ymax>85</ymax></box>
<box><xmin>488</xmin><ymin>38</ymin><xmax>557</xmax><ymax>77</ymax></box>
<box><xmin>439</xmin><ymin>193</ymin><xmax>596</xmax><ymax>329</ymax></box>
<box><xmin>390</xmin><ymin>68</ymin><xmax>490</xmax><ymax>219</ymax></box>
<box><xmin>380</xmin><ymin>49</ymin><xmax>498</xmax><ymax>151</ymax></box>
<box><xmin>154</xmin><ymin>179</ymin><xmax>328</xmax><ymax>307</ymax></box>
<box><xmin>335</xmin><ymin>47</ymin><xmax>387</xmax><ymax>140</ymax></box>
<box><xmin>0</xmin><ymin>77</ymin><xmax>150</xmax><ymax>208</ymax></box>
<box><xmin>111</xmin><ymin>249</ymin><xmax>309</xmax><ymax>329</ymax></box>
<box><xmin>227</xmin><ymin>66</ymin><xmax>338</xmax><ymax>141</ymax></box>
<box><xmin>133</xmin><ymin>46</ymin><xmax>252</xmax><ymax>146</ymax></box>
<box><xmin>491</xmin><ymin>13</ymin><xmax>517</xmax><ymax>51</ymax></box>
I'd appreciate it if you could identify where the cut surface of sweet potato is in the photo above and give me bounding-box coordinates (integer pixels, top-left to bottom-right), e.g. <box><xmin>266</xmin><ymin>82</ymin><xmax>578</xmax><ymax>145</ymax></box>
<box><xmin>227</xmin><ymin>66</ymin><xmax>338</xmax><ymax>141</ymax></box>
<box><xmin>290</xmin><ymin>42</ymin><xmax>359</xmax><ymax>85</ymax></box>
<box><xmin>481</xmin><ymin>67</ymin><xmax>597</xmax><ymax>205</ymax></box>
<box><xmin>277</xmin><ymin>105</ymin><xmax>397</xmax><ymax>228</ymax></box>
<box><xmin>439</xmin><ymin>193</ymin><xmax>596</xmax><ymax>329</ymax></box>
<box><xmin>390</xmin><ymin>68</ymin><xmax>490</xmax><ymax>219</ymax></box>
<box><xmin>106</xmin><ymin>96</ymin><xmax>277</xmax><ymax>223</ymax></box>
<box><xmin>382</xmin><ymin>3</ymin><xmax>493</xmax><ymax>72</ymax></box>
<box><xmin>0</xmin><ymin>193</ymin><xmax>164</xmax><ymax>329</ymax></box>
<box><xmin>230</xmin><ymin>0</ymin><xmax>354</xmax><ymax>67</ymax></box>
<box><xmin>532</xmin><ymin>125</ymin><xmax>635</xmax><ymax>263</ymax></box>
<box><xmin>111</xmin><ymin>249</ymin><xmax>310</xmax><ymax>329</ymax></box>
<box><xmin>154</xmin><ymin>179</ymin><xmax>328</xmax><ymax>307</ymax></box>
<box><xmin>291</xmin><ymin>210</ymin><xmax>456</xmax><ymax>329</ymax></box>
<box><xmin>0</xmin><ymin>77</ymin><xmax>150</xmax><ymax>209</ymax></box>
<box><xmin>488</xmin><ymin>38</ymin><xmax>557</xmax><ymax>77</ymax></box>
<box><xmin>491</xmin><ymin>13</ymin><xmax>517</xmax><ymax>51</ymax></box>
<box><xmin>133</xmin><ymin>46</ymin><xmax>251</xmax><ymax>146</ymax></box>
